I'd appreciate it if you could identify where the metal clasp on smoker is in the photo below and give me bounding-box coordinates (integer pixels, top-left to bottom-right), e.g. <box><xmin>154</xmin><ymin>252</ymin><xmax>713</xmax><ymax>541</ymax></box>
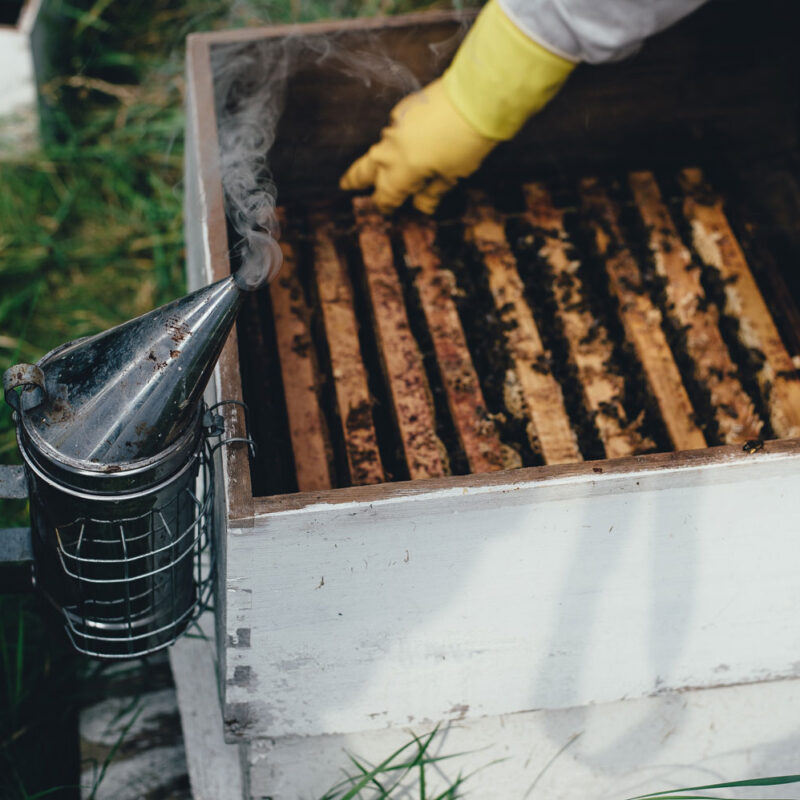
<box><xmin>203</xmin><ymin>400</ymin><xmax>257</xmax><ymax>459</ymax></box>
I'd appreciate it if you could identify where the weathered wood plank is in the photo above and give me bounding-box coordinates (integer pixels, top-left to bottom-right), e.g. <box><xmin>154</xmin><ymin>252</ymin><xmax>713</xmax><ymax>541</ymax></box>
<box><xmin>352</xmin><ymin>198</ymin><xmax>447</xmax><ymax>480</ymax></box>
<box><xmin>629</xmin><ymin>171</ymin><xmax>762</xmax><ymax>444</ymax></box>
<box><xmin>400</xmin><ymin>218</ymin><xmax>504</xmax><ymax>474</ymax></box>
<box><xmin>270</xmin><ymin>214</ymin><xmax>332</xmax><ymax>491</ymax></box>
<box><xmin>464</xmin><ymin>194</ymin><xmax>581</xmax><ymax>465</ymax></box>
<box><xmin>311</xmin><ymin>213</ymin><xmax>384</xmax><ymax>485</ymax></box>
<box><xmin>580</xmin><ymin>178</ymin><xmax>706</xmax><ymax>451</ymax></box>
<box><xmin>185</xmin><ymin>36</ymin><xmax>252</xmax><ymax>521</ymax></box>
<box><xmin>247</xmin><ymin>437</ymin><xmax>800</xmax><ymax>516</ymax></box>
<box><xmin>679</xmin><ymin>167</ymin><xmax>800</xmax><ymax>438</ymax></box>
<box><xmin>170</xmin><ymin>612</ymin><xmax>244</xmax><ymax>800</ymax></box>
<box><xmin>522</xmin><ymin>183</ymin><xmax>646</xmax><ymax>459</ymax></box>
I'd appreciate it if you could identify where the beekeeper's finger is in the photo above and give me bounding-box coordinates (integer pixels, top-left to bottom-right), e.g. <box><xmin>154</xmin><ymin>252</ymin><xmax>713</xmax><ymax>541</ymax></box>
<box><xmin>412</xmin><ymin>176</ymin><xmax>456</xmax><ymax>215</ymax></box>
<box><xmin>371</xmin><ymin>164</ymin><xmax>426</xmax><ymax>214</ymax></box>
<box><xmin>340</xmin><ymin>148</ymin><xmax>380</xmax><ymax>191</ymax></box>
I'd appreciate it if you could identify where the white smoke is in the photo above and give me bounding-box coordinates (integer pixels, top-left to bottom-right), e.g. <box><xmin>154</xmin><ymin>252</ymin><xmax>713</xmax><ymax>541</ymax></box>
<box><xmin>211</xmin><ymin>19</ymin><xmax>468</xmax><ymax>287</ymax></box>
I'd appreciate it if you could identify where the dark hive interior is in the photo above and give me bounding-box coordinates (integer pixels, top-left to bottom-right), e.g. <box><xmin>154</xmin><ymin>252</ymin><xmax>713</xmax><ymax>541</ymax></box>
<box><xmin>215</xmin><ymin>0</ymin><xmax>800</xmax><ymax>496</ymax></box>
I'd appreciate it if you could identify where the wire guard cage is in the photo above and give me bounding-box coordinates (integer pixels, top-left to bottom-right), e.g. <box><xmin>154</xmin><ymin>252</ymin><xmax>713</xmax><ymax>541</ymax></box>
<box><xmin>39</xmin><ymin>441</ymin><xmax>216</xmax><ymax>660</ymax></box>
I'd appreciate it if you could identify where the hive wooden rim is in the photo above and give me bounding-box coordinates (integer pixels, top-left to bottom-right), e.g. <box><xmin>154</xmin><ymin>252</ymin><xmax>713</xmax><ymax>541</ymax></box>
<box><xmin>240</xmin><ymin>438</ymin><xmax>798</xmax><ymax>519</ymax></box>
<box><xmin>186</xmin><ymin>7</ymin><xmax>476</xmax><ymax>47</ymax></box>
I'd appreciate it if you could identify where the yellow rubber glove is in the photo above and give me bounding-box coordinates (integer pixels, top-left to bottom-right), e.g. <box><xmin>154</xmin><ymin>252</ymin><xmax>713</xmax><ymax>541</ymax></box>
<box><xmin>340</xmin><ymin>79</ymin><xmax>496</xmax><ymax>214</ymax></box>
<box><xmin>340</xmin><ymin>0</ymin><xmax>576</xmax><ymax>214</ymax></box>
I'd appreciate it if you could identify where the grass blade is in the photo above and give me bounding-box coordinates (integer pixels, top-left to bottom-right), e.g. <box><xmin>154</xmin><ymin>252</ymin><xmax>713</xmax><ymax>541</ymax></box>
<box><xmin>628</xmin><ymin>774</ymin><xmax>800</xmax><ymax>800</ymax></box>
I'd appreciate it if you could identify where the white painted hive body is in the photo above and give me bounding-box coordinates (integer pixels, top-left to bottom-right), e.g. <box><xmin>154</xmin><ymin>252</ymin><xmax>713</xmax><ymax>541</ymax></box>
<box><xmin>180</xmin><ymin>2</ymin><xmax>800</xmax><ymax>797</ymax></box>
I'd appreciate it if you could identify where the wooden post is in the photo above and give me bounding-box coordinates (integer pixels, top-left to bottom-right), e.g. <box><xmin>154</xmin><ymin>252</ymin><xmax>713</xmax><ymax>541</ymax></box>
<box><xmin>679</xmin><ymin>167</ymin><xmax>800</xmax><ymax>439</ymax></box>
<box><xmin>311</xmin><ymin>213</ymin><xmax>385</xmax><ymax>485</ymax></box>
<box><xmin>464</xmin><ymin>194</ymin><xmax>581</xmax><ymax>465</ymax></box>
<box><xmin>629</xmin><ymin>171</ymin><xmax>763</xmax><ymax>444</ymax></box>
<box><xmin>580</xmin><ymin>178</ymin><xmax>706</xmax><ymax>451</ymax></box>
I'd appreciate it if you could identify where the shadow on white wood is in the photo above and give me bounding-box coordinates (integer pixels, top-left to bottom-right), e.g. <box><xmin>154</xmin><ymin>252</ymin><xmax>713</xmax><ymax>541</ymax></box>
<box><xmin>225</xmin><ymin>450</ymin><xmax>800</xmax><ymax>741</ymax></box>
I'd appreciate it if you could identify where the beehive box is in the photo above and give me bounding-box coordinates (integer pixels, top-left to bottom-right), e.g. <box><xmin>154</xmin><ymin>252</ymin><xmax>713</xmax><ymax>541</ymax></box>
<box><xmin>0</xmin><ymin>0</ymin><xmax>47</xmax><ymax>153</ymax></box>
<box><xmin>183</xmin><ymin>2</ymin><xmax>800</xmax><ymax>796</ymax></box>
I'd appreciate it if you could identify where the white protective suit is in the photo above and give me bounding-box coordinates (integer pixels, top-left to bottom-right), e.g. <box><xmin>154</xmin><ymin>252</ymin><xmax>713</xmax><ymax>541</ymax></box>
<box><xmin>499</xmin><ymin>0</ymin><xmax>711</xmax><ymax>64</ymax></box>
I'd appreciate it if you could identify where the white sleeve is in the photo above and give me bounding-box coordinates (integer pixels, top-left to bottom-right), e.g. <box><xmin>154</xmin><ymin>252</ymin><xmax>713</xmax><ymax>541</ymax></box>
<box><xmin>498</xmin><ymin>0</ymin><xmax>711</xmax><ymax>64</ymax></box>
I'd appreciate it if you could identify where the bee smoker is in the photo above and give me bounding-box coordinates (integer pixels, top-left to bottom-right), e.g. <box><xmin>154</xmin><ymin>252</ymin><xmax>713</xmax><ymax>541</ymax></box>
<box><xmin>1</xmin><ymin>266</ymin><xmax>271</xmax><ymax>660</ymax></box>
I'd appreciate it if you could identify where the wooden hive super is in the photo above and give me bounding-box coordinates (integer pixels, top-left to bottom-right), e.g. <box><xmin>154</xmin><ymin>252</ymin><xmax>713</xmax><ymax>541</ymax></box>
<box><xmin>183</xmin><ymin>2</ymin><xmax>800</xmax><ymax>796</ymax></box>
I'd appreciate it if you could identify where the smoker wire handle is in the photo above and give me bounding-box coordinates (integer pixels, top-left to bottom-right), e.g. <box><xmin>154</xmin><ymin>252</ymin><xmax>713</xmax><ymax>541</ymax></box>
<box><xmin>205</xmin><ymin>400</ymin><xmax>257</xmax><ymax>459</ymax></box>
<box><xmin>206</xmin><ymin>399</ymin><xmax>248</xmax><ymax>416</ymax></box>
<box><xmin>209</xmin><ymin>436</ymin><xmax>257</xmax><ymax>459</ymax></box>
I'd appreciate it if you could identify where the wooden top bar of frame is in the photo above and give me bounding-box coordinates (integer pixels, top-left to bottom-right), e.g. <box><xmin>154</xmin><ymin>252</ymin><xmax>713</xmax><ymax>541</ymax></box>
<box><xmin>629</xmin><ymin>171</ymin><xmax>763</xmax><ymax>444</ymax></box>
<box><xmin>352</xmin><ymin>198</ymin><xmax>447</xmax><ymax>480</ymax></box>
<box><xmin>679</xmin><ymin>167</ymin><xmax>800</xmax><ymax>439</ymax></box>
<box><xmin>579</xmin><ymin>177</ymin><xmax>706</xmax><ymax>451</ymax></box>
<box><xmin>311</xmin><ymin>213</ymin><xmax>385</xmax><ymax>486</ymax></box>
<box><xmin>400</xmin><ymin>218</ymin><xmax>505</xmax><ymax>474</ymax></box>
<box><xmin>522</xmin><ymin>183</ymin><xmax>648</xmax><ymax>459</ymax></box>
<box><xmin>270</xmin><ymin>220</ymin><xmax>333</xmax><ymax>491</ymax></box>
<box><xmin>465</xmin><ymin>194</ymin><xmax>582</xmax><ymax>465</ymax></box>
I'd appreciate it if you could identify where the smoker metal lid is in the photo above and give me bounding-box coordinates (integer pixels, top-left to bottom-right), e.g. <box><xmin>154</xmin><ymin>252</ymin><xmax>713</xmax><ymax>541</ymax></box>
<box><xmin>16</xmin><ymin>415</ymin><xmax>204</xmax><ymax>497</ymax></box>
<box><xmin>10</xmin><ymin>276</ymin><xmax>244</xmax><ymax>474</ymax></box>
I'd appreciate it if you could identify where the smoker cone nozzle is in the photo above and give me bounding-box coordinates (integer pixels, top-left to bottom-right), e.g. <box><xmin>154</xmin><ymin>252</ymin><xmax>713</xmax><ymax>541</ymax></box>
<box><xmin>4</xmin><ymin>274</ymin><xmax>253</xmax><ymax>470</ymax></box>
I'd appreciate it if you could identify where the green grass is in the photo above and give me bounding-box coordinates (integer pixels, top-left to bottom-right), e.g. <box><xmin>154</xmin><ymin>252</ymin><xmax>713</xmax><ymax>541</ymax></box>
<box><xmin>319</xmin><ymin>726</ymin><xmax>485</xmax><ymax>799</ymax></box>
<box><xmin>627</xmin><ymin>775</ymin><xmax>800</xmax><ymax>800</ymax></box>
<box><xmin>0</xmin><ymin>594</ymin><xmax>82</xmax><ymax>798</ymax></box>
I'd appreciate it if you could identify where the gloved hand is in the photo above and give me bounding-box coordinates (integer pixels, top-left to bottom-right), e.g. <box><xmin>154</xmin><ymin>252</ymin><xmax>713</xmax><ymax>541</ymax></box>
<box><xmin>340</xmin><ymin>79</ymin><xmax>496</xmax><ymax>214</ymax></box>
<box><xmin>340</xmin><ymin>0</ymin><xmax>576</xmax><ymax>214</ymax></box>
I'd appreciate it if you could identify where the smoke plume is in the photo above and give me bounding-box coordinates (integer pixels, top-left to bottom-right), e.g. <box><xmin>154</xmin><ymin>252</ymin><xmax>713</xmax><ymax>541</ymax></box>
<box><xmin>211</xmin><ymin>19</ymin><xmax>466</xmax><ymax>287</ymax></box>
